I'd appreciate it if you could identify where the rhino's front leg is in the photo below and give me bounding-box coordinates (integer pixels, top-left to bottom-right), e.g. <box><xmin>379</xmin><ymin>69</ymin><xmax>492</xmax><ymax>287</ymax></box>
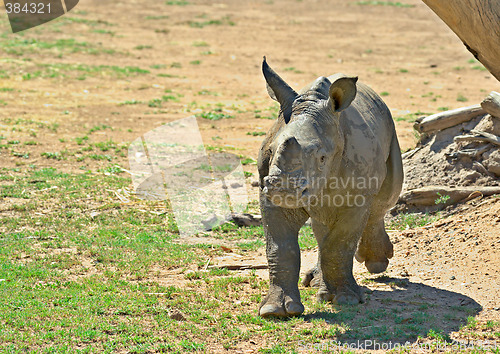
<box><xmin>259</xmin><ymin>193</ymin><xmax>309</xmax><ymax>317</ymax></box>
<box><xmin>313</xmin><ymin>208</ymin><xmax>370</xmax><ymax>305</ymax></box>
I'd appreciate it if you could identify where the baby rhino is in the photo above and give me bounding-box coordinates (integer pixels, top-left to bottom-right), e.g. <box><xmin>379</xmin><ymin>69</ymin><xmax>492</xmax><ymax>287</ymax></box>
<box><xmin>258</xmin><ymin>58</ymin><xmax>403</xmax><ymax>317</ymax></box>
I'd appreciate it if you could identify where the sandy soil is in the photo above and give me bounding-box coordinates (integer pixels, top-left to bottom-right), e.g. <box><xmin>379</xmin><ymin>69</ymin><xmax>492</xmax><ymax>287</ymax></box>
<box><xmin>0</xmin><ymin>0</ymin><xmax>499</xmax><ymax>350</ymax></box>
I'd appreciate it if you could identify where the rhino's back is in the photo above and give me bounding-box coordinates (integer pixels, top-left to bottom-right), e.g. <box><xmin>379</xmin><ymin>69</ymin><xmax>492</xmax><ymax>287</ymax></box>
<box><xmin>336</xmin><ymin>79</ymin><xmax>395</xmax><ymax>181</ymax></box>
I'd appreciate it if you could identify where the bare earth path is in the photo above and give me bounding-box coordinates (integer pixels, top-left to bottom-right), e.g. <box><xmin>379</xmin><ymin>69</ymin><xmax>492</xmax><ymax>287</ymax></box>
<box><xmin>0</xmin><ymin>0</ymin><xmax>499</xmax><ymax>351</ymax></box>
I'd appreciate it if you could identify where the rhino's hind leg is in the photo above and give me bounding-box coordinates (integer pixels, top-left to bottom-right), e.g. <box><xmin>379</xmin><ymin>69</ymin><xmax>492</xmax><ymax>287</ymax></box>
<box><xmin>302</xmin><ymin>264</ymin><xmax>321</xmax><ymax>287</ymax></box>
<box><xmin>355</xmin><ymin>218</ymin><xmax>393</xmax><ymax>274</ymax></box>
<box><xmin>356</xmin><ymin>132</ymin><xmax>403</xmax><ymax>274</ymax></box>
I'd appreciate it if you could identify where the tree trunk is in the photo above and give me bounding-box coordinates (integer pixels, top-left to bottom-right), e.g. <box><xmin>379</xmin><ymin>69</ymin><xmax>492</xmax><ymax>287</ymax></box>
<box><xmin>422</xmin><ymin>0</ymin><xmax>500</xmax><ymax>82</ymax></box>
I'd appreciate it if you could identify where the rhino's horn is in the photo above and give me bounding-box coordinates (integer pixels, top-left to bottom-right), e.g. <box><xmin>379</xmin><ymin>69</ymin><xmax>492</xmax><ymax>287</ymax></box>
<box><xmin>262</xmin><ymin>57</ymin><xmax>297</xmax><ymax>123</ymax></box>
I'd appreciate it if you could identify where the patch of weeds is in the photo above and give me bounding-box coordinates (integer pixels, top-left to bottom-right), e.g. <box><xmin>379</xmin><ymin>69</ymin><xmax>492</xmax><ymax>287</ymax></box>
<box><xmin>0</xmin><ymin>37</ymin><xmax>114</xmax><ymax>56</ymax></box>
<box><xmin>237</xmin><ymin>239</ymin><xmax>265</xmax><ymax>251</ymax></box>
<box><xmin>437</xmin><ymin>107</ymin><xmax>449</xmax><ymax>111</ymax></box>
<box><xmin>471</xmin><ymin>65</ymin><xmax>487</xmax><ymax>71</ymax></box>
<box><xmin>394</xmin><ymin>111</ymin><xmax>431</xmax><ymax>122</ymax></box>
<box><xmin>165</xmin><ymin>0</ymin><xmax>189</xmax><ymax>5</ymax></box>
<box><xmin>93</xmin><ymin>140</ymin><xmax>117</xmax><ymax>152</ymax></box>
<box><xmin>197</xmin><ymin>109</ymin><xmax>233</xmax><ymax>121</ymax></box>
<box><xmin>240</xmin><ymin>158</ymin><xmax>255</xmax><ymax>165</ymax></box>
<box><xmin>457</xmin><ymin>94</ymin><xmax>468</xmax><ymax>102</ymax></box>
<box><xmin>63</xmin><ymin>17</ymin><xmax>113</xmax><ymax>26</ymax></box>
<box><xmin>41</xmin><ymin>152</ymin><xmax>64</xmax><ymax>160</ymax></box>
<box><xmin>299</xmin><ymin>226</ymin><xmax>316</xmax><ymax>249</ymax></box>
<box><xmin>189</xmin><ymin>60</ymin><xmax>201</xmax><ymax>65</ymax></box>
<box><xmin>145</xmin><ymin>15</ymin><xmax>169</xmax><ymax>20</ymax></box>
<box><xmin>179</xmin><ymin>340</ymin><xmax>204</xmax><ymax>351</ymax></box>
<box><xmin>380</xmin><ymin>91</ymin><xmax>390</xmax><ymax>96</ymax></box>
<box><xmin>246</xmin><ymin>131</ymin><xmax>266</xmax><ymax>136</ymax></box>
<box><xmin>92</xmin><ymin>29</ymin><xmax>115</xmax><ymax>36</ymax></box>
<box><xmin>197</xmin><ymin>90</ymin><xmax>219</xmax><ymax>96</ymax></box>
<box><xmin>170</xmin><ymin>62</ymin><xmax>182</xmax><ymax>68</ymax></box>
<box><xmin>135</xmin><ymin>45</ymin><xmax>153</xmax><ymax>50</ymax></box>
<box><xmin>88</xmin><ymin>124</ymin><xmax>112</xmax><ymax>134</ymax></box>
<box><xmin>192</xmin><ymin>41</ymin><xmax>208</xmax><ymax>47</ymax></box>
<box><xmin>119</xmin><ymin>100</ymin><xmax>142</xmax><ymax>106</ymax></box>
<box><xmin>427</xmin><ymin>328</ymin><xmax>451</xmax><ymax>342</ymax></box>
<box><xmin>399</xmin><ymin>68</ymin><xmax>409</xmax><ymax>73</ymax></box>
<box><xmin>89</xmin><ymin>154</ymin><xmax>112</xmax><ymax>161</ymax></box>
<box><xmin>75</xmin><ymin>136</ymin><xmax>89</xmax><ymax>145</ymax></box>
<box><xmin>355</xmin><ymin>1</ymin><xmax>415</xmax><ymax>7</ymax></box>
<box><xmin>12</xmin><ymin>151</ymin><xmax>29</xmax><ymax>159</ymax></box>
<box><xmin>22</xmin><ymin>71</ymin><xmax>42</xmax><ymax>81</ymax></box>
<box><xmin>284</xmin><ymin>67</ymin><xmax>304</xmax><ymax>74</ymax></box>
<box><xmin>388</xmin><ymin>212</ymin><xmax>441</xmax><ymax>230</ymax></box>
<box><xmin>150</xmin><ymin>64</ymin><xmax>167</xmax><ymax>69</ymax></box>
<box><xmin>435</xmin><ymin>192</ymin><xmax>450</xmax><ymax>205</ymax></box>
<box><xmin>34</xmin><ymin>63</ymin><xmax>150</xmax><ymax>79</ymax></box>
<box><xmin>188</xmin><ymin>16</ymin><xmax>235</xmax><ymax>28</ymax></box>
<box><xmin>147</xmin><ymin>94</ymin><xmax>180</xmax><ymax>108</ymax></box>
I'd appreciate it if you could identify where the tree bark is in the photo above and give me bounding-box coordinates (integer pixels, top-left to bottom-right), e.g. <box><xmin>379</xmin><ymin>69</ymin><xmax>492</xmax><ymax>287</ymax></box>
<box><xmin>422</xmin><ymin>0</ymin><xmax>500</xmax><ymax>82</ymax></box>
<box><xmin>481</xmin><ymin>91</ymin><xmax>500</xmax><ymax>118</ymax></box>
<box><xmin>414</xmin><ymin>105</ymin><xmax>485</xmax><ymax>133</ymax></box>
<box><xmin>399</xmin><ymin>186</ymin><xmax>500</xmax><ymax>206</ymax></box>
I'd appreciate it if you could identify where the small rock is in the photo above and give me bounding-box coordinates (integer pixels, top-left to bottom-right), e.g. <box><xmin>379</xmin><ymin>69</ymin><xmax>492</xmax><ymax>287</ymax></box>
<box><xmin>450</xmin><ymin>276</ymin><xmax>456</xmax><ymax>280</ymax></box>
<box><xmin>251</xmin><ymin>180</ymin><xmax>260</xmax><ymax>187</ymax></box>
<box><xmin>494</xmin><ymin>307</ymin><xmax>500</xmax><ymax>311</ymax></box>
<box><xmin>400</xmin><ymin>270</ymin><xmax>409</xmax><ymax>277</ymax></box>
<box><xmin>169</xmin><ymin>309</ymin><xmax>185</xmax><ymax>321</ymax></box>
<box><xmin>231</xmin><ymin>213</ymin><xmax>262</xmax><ymax>227</ymax></box>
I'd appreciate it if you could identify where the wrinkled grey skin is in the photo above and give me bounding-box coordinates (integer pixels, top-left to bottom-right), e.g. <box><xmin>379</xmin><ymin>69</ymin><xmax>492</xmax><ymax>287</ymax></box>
<box><xmin>258</xmin><ymin>58</ymin><xmax>403</xmax><ymax>317</ymax></box>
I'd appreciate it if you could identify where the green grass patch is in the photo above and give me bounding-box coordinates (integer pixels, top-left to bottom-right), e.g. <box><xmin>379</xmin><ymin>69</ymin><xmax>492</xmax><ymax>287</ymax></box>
<box><xmin>0</xmin><ymin>166</ymin><xmax>485</xmax><ymax>352</ymax></box>
<box><xmin>145</xmin><ymin>15</ymin><xmax>169</xmax><ymax>20</ymax></box>
<box><xmin>247</xmin><ymin>131</ymin><xmax>266</xmax><ymax>136</ymax></box>
<box><xmin>355</xmin><ymin>1</ymin><xmax>415</xmax><ymax>7</ymax></box>
<box><xmin>165</xmin><ymin>0</ymin><xmax>189</xmax><ymax>4</ymax></box>
<box><xmin>197</xmin><ymin>109</ymin><xmax>234</xmax><ymax>121</ymax></box>
<box><xmin>388</xmin><ymin>212</ymin><xmax>441</xmax><ymax>230</ymax></box>
<box><xmin>394</xmin><ymin>111</ymin><xmax>432</xmax><ymax>122</ymax></box>
<box><xmin>188</xmin><ymin>16</ymin><xmax>235</xmax><ymax>28</ymax></box>
<box><xmin>0</xmin><ymin>38</ymin><xmax>115</xmax><ymax>56</ymax></box>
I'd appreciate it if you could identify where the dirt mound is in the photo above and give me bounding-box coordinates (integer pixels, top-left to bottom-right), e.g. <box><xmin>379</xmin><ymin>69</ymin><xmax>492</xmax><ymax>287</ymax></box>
<box><xmin>403</xmin><ymin>114</ymin><xmax>500</xmax><ymax>191</ymax></box>
<box><xmin>398</xmin><ymin>95</ymin><xmax>500</xmax><ymax>213</ymax></box>
<box><xmin>389</xmin><ymin>196</ymin><xmax>500</xmax><ymax>323</ymax></box>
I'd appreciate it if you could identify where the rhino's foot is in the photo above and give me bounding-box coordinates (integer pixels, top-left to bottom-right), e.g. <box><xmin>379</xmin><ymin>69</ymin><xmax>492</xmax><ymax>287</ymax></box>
<box><xmin>259</xmin><ymin>285</ymin><xmax>304</xmax><ymax>317</ymax></box>
<box><xmin>364</xmin><ymin>259</ymin><xmax>389</xmax><ymax>274</ymax></box>
<box><xmin>355</xmin><ymin>251</ymin><xmax>391</xmax><ymax>274</ymax></box>
<box><xmin>317</xmin><ymin>283</ymin><xmax>365</xmax><ymax>305</ymax></box>
<box><xmin>302</xmin><ymin>266</ymin><xmax>321</xmax><ymax>287</ymax></box>
<box><xmin>355</xmin><ymin>222</ymin><xmax>393</xmax><ymax>274</ymax></box>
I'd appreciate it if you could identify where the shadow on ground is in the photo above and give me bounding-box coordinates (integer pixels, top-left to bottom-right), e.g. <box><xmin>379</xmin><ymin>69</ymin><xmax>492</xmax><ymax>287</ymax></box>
<box><xmin>302</xmin><ymin>276</ymin><xmax>481</xmax><ymax>349</ymax></box>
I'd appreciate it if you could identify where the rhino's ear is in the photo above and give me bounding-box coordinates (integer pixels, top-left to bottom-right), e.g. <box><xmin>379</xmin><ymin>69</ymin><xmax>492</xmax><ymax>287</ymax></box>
<box><xmin>262</xmin><ymin>57</ymin><xmax>297</xmax><ymax>123</ymax></box>
<box><xmin>328</xmin><ymin>75</ymin><xmax>358</xmax><ymax>112</ymax></box>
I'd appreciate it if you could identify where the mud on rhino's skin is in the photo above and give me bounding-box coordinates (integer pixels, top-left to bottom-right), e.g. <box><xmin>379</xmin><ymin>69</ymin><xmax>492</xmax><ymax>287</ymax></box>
<box><xmin>257</xmin><ymin>57</ymin><xmax>404</xmax><ymax>317</ymax></box>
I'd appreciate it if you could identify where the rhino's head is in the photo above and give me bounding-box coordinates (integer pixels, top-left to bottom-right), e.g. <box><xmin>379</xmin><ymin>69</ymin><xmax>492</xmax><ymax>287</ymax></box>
<box><xmin>261</xmin><ymin>57</ymin><xmax>358</xmax><ymax>208</ymax></box>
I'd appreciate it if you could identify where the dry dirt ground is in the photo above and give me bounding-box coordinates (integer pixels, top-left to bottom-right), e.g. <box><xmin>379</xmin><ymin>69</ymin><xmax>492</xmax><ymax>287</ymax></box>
<box><xmin>0</xmin><ymin>0</ymin><xmax>499</xmax><ymax>351</ymax></box>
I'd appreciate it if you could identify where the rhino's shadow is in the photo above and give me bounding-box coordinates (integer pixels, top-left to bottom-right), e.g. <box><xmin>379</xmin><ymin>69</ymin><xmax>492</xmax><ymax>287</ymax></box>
<box><xmin>302</xmin><ymin>276</ymin><xmax>481</xmax><ymax>347</ymax></box>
